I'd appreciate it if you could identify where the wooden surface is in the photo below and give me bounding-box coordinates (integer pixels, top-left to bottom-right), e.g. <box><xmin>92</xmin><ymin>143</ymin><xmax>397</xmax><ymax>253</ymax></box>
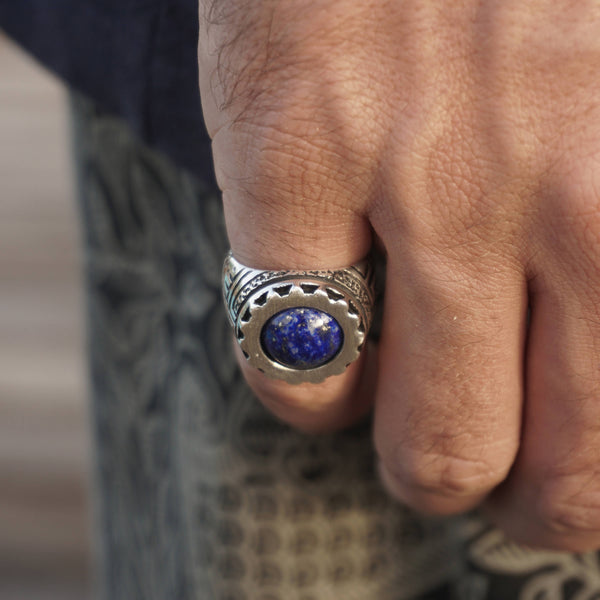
<box><xmin>0</xmin><ymin>33</ymin><xmax>92</xmax><ymax>598</ymax></box>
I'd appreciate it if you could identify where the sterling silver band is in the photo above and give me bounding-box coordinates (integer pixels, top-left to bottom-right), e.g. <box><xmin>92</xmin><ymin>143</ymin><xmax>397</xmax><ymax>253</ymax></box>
<box><xmin>223</xmin><ymin>252</ymin><xmax>375</xmax><ymax>384</ymax></box>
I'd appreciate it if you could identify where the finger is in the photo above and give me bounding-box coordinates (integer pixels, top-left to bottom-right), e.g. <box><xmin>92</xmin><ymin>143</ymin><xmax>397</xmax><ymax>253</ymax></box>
<box><xmin>488</xmin><ymin>241</ymin><xmax>600</xmax><ymax>551</ymax></box>
<box><xmin>217</xmin><ymin>129</ymin><xmax>378</xmax><ymax>430</ymax></box>
<box><xmin>213</xmin><ymin>130</ymin><xmax>374</xmax><ymax>269</ymax></box>
<box><xmin>374</xmin><ymin>248</ymin><xmax>526</xmax><ymax>515</ymax></box>
<box><xmin>199</xmin><ymin>14</ymin><xmax>385</xmax><ymax>431</ymax></box>
<box><xmin>237</xmin><ymin>341</ymin><xmax>377</xmax><ymax>433</ymax></box>
<box><xmin>198</xmin><ymin>0</ymin><xmax>379</xmax><ymax>268</ymax></box>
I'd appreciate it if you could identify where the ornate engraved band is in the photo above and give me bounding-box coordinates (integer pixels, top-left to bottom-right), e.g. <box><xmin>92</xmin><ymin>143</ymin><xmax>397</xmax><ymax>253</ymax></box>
<box><xmin>223</xmin><ymin>251</ymin><xmax>375</xmax><ymax>384</ymax></box>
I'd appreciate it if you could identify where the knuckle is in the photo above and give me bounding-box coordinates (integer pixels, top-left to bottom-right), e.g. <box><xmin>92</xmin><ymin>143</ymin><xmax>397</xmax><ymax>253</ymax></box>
<box><xmin>385</xmin><ymin>448</ymin><xmax>508</xmax><ymax>500</ymax></box>
<box><xmin>218</xmin><ymin>95</ymin><xmax>371</xmax><ymax>214</ymax></box>
<box><xmin>537</xmin><ymin>476</ymin><xmax>600</xmax><ymax>537</ymax></box>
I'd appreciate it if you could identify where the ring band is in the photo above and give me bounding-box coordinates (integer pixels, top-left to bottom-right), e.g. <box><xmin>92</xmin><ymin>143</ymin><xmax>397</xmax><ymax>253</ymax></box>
<box><xmin>223</xmin><ymin>251</ymin><xmax>375</xmax><ymax>384</ymax></box>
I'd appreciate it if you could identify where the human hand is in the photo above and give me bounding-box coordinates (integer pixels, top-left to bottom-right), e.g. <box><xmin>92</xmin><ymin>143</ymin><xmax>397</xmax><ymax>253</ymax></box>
<box><xmin>198</xmin><ymin>0</ymin><xmax>600</xmax><ymax>551</ymax></box>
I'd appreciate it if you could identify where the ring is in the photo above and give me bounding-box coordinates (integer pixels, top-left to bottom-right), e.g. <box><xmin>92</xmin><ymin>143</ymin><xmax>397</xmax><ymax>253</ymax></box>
<box><xmin>222</xmin><ymin>251</ymin><xmax>375</xmax><ymax>384</ymax></box>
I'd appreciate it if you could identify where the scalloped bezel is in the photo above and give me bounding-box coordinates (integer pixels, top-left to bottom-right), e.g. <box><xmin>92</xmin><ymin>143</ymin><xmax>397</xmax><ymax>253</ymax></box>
<box><xmin>236</xmin><ymin>283</ymin><xmax>365</xmax><ymax>383</ymax></box>
<box><xmin>223</xmin><ymin>253</ymin><xmax>374</xmax><ymax>384</ymax></box>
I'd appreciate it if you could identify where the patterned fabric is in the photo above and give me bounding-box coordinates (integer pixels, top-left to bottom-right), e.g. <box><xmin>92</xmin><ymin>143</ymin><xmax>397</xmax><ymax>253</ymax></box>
<box><xmin>71</xmin><ymin>93</ymin><xmax>600</xmax><ymax>600</ymax></box>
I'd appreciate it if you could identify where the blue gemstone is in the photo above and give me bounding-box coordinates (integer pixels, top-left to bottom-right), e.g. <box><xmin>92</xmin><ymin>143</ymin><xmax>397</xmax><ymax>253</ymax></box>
<box><xmin>261</xmin><ymin>307</ymin><xmax>343</xmax><ymax>370</ymax></box>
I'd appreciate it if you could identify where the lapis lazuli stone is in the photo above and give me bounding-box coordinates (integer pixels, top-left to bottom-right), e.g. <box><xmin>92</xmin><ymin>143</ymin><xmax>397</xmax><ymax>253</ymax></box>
<box><xmin>261</xmin><ymin>307</ymin><xmax>343</xmax><ymax>370</ymax></box>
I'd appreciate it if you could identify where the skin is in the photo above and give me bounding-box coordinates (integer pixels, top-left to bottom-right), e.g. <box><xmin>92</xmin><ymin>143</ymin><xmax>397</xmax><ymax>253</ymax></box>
<box><xmin>198</xmin><ymin>0</ymin><xmax>600</xmax><ymax>551</ymax></box>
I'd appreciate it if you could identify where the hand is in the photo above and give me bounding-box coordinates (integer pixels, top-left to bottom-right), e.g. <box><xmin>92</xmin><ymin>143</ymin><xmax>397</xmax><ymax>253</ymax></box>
<box><xmin>198</xmin><ymin>0</ymin><xmax>600</xmax><ymax>551</ymax></box>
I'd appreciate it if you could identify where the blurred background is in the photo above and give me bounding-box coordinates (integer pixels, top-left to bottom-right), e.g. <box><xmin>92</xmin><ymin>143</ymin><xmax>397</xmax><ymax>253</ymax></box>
<box><xmin>0</xmin><ymin>32</ymin><xmax>92</xmax><ymax>599</ymax></box>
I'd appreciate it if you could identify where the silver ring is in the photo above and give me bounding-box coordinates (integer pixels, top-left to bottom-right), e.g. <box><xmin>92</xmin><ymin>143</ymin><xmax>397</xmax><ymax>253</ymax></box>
<box><xmin>223</xmin><ymin>251</ymin><xmax>375</xmax><ymax>384</ymax></box>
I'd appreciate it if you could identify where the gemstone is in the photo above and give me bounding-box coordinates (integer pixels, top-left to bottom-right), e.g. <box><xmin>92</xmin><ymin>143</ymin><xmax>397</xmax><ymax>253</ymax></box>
<box><xmin>261</xmin><ymin>307</ymin><xmax>343</xmax><ymax>370</ymax></box>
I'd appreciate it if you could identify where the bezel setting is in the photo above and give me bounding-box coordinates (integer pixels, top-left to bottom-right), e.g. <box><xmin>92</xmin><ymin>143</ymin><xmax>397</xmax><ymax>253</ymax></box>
<box><xmin>223</xmin><ymin>253</ymin><xmax>374</xmax><ymax>384</ymax></box>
